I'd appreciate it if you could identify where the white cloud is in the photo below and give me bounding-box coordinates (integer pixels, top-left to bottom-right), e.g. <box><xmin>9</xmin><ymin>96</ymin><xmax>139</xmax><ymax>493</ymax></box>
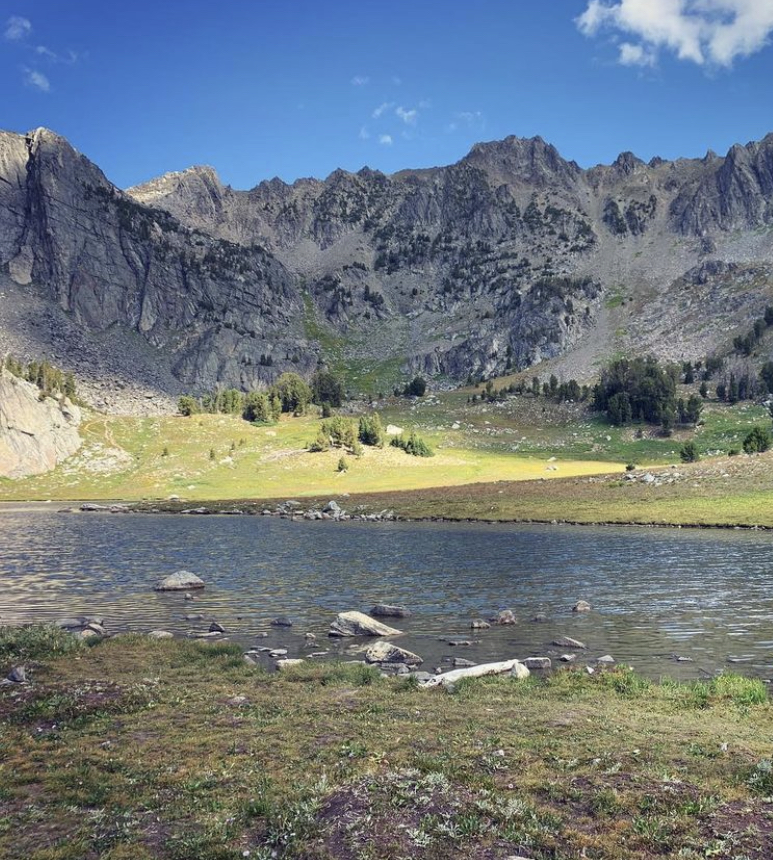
<box><xmin>351</xmin><ymin>75</ymin><xmax>370</xmax><ymax>86</ymax></box>
<box><xmin>24</xmin><ymin>68</ymin><xmax>50</xmax><ymax>92</ymax></box>
<box><xmin>372</xmin><ymin>101</ymin><xmax>394</xmax><ymax>119</ymax></box>
<box><xmin>4</xmin><ymin>15</ymin><xmax>31</xmax><ymax>40</ymax></box>
<box><xmin>396</xmin><ymin>105</ymin><xmax>418</xmax><ymax>125</ymax></box>
<box><xmin>379</xmin><ymin>134</ymin><xmax>393</xmax><ymax>146</ymax></box>
<box><xmin>618</xmin><ymin>41</ymin><xmax>657</xmax><ymax>65</ymax></box>
<box><xmin>577</xmin><ymin>0</ymin><xmax>773</xmax><ymax>68</ymax></box>
<box><xmin>359</xmin><ymin>126</ymin><xmax>370</xmax><ymax>140</ymax></box>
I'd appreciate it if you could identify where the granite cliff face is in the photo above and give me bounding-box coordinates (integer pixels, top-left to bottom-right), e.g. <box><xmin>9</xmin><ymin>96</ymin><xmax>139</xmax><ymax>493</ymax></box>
<box><xmin>1</xmin><ymin>128</ymin><xmax>773</xmax><ymax>407</ymax></box>
<box><xmin>0</xmin><ymin>368</ymin><xmax>81</xmax><ymax>478</ymax></box>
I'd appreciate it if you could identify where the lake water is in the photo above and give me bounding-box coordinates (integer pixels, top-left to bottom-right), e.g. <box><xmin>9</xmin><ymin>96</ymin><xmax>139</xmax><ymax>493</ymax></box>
<box><xmin>2</xmin><ymin>503</ymin><xmax>773</xmax><ymax>680</ymax></box>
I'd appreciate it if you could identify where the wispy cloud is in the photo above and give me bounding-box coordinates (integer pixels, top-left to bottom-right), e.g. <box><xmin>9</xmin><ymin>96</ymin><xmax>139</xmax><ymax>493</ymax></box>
<box><xmin>446</xmin><ymin>110</ymin><xmax>485</xmax><ymax>133</ymax></box>
<box><xmin>372</xmin><ymin>101</ymin><xmax>394</xmax><ymax>119</ymax></box>
<box><xmin>618</xmin><ymin>41</ymin><xmax>657</xmax><ymax>66</ymax></box>
<box><xmin>4</xmin><ymin>15</ymin><xmax>31</xmax><ymax>40</ymax></box>
<box><xmin>359</xmin><ymin>126</ymin><xmax>370</xmax><ymax>140</ymax></box>
<box><xmin>396</xmin><ymin>105</ymin><xmax>418</xmax><ymax>125</ymax></box>
<box><xmin>392</xmin><ymin>75</ymin><xmax>402</xmax><ymax>85</ymax></box>
<box><xmin>577</xmin><ymin>0</ymin><xmax>773</xmax><ymax>68</ymax></box>
<box><xmin>35</xmin><ymin>45</ymin><xmax>82</xmax><ymax>64</ymax></box>
<box><xmin>23</xmin><ymin>67</ymin><xmax>50</xmax><ymax>92</ymax></box>
<box><xmin>351</xmin><ymin>75</ymin><xmax>370</xmax><ymax>86</ymax></box>
<box><xmin>379</xmin><ymin>134</ymin><xmax>393</xmax><ymax>146</ymax></box>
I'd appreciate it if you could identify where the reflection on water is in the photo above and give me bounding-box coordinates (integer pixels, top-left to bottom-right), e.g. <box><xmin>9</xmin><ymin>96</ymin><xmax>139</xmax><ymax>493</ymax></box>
<box><xmin>2</xmin><ymin>504</ymin><xmax>773</xmax><ymax>680</ymax></box>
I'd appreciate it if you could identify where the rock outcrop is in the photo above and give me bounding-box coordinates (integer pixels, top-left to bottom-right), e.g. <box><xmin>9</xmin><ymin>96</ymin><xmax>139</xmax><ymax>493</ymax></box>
<box><xmin>0</xmin><ymin>368</ymin><xmax>81</xmax><ymax>477</ymax></box>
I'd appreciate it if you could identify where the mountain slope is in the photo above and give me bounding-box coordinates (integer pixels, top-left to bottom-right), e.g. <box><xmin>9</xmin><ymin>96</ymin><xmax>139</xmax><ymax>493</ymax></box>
<box><xmin>1</xmin><ymin>127</ymin><xmax>773</xmax><ymax>409</ymax></box>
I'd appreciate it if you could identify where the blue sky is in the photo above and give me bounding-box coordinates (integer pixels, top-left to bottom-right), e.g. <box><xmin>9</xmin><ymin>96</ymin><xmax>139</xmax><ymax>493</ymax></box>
<box><xmin>2</xmin><ymin>0</ymin><xmax>772</xmax><ymax>189</ymax></box>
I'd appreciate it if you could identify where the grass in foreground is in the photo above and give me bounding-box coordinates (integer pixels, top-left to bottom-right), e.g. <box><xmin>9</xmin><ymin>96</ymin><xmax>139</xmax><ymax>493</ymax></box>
<box><xmin>1</xmin><ymin>631</ymin><xmax>773</xmax><ymax>859</ymax></box>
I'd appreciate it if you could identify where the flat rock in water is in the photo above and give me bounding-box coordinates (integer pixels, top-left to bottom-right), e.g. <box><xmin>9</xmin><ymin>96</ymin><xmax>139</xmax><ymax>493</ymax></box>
<box><xmin>470</xmin><ymin>619</ymin><xmax>491</xmax><ymax>630</ymax></box>
<box><xmin>523</xmin><ymin>656</ymin><xmax>552</xmax><ymax>670</ymax></box>
<box><xmin>370</xmin><ymin>603</ymin><xmax>411</xmax><ymax>618</ymax></box>
<box><xmin>572</xmin><ymin>600</ymin><xmax>592</xmax><ymax>613</ymax></box>
<box><xmin>559</xmin><ymin>653</ymin><xmax>576</xmax><ymax>663</ymax></box>
<box><xmin>147</xmin><ymin>630</ymin><xmax>174</xmax><ymax>640</ymax></box>
<box><xmin>269</xmin><ymin>649</ymin><xmax>288</xmax><ymax>658</ymax></box>
<box><xmin>531</xmin><ymin>613</ymin><xmax>549</xmax><ymax>623</ymax></box>
<box><xmin>364</xmin><ymin>641</ymin><xmax>423</xmax><ymax>666</ymax></box>
<box><xmin>154</xmin><ymin>570</ymin><xmax>205</xmax><ymax>592</ymax></box>
<box><xmin>491</xmin><ymin>609</ymin><xmax>517</xmax><ymax>625</ymax></box>
<box><xmin>271</xmin><ymin>616</ymin><xmax>293</xmax><ymax>627</ymax></box>
<box><xmin>329</xmin><ymin>611</ymin><xmax>402</xmax><ymax>637</ymax></box>
<box><xmin>597</xmin><ymin>655</ymin><xmax>615</xmax><ymax>665</ymax></box>
<box><xmin>452</xmin><ymin>657</ymin><xmax>476</xmax><ymax>668</ymax></box>
<box><xmin>552</xmin><ymin>635</ymin><xmax>587</xmax><ymax>649</ymax></box>
<box><xmin>447</xmin><ymin>638</ymin><xmax>474</xmax><ymax>647</ymax></box>
<box><xmin>209</xmin><ymin>622</ymin><xmax>225</xmax><ymax>633</ymax></box>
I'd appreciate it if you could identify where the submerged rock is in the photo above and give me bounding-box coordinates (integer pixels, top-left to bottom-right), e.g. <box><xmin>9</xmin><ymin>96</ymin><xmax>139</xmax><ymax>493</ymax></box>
<box><xmin>329</xmin><ymin>611</ymin><xmax>402</xmax><ymax>637</ymax></box>
<box><xmin>370</xmin><ymin>603</ymin><xmax>411</xmax><ymax>618</ymax></box>
<box><xmin>552</xmin><ymin>635</ymin><xmax>587</xmax><ymax>649</ymax></box>
<box><xmin>154</xmin><ymin>570</ymin><xmax>205</xmax><ymax>592</ymax></box>
<box><xmin>271</xmin><ymin>616</ymin><xmax>293</xmax><ymax>628</ymax></box>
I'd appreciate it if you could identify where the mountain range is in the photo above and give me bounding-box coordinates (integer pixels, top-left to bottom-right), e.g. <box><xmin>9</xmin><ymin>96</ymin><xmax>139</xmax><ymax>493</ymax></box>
<box><xmin>1</xmin><ymin>127</ymin><xmax>772</xmax><ymax>412</ymax></box>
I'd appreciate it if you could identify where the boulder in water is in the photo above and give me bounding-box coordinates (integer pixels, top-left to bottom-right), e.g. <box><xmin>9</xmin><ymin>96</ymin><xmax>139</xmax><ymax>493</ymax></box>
<box><xmin>329</xmin><ymin>611</ymin><xmax>402</xmax><ymax>637</ymax></box>
<box><xmin>154</xmin><ymin>570</ymin><xmax>205</xmax><ymax>592</ymax></box>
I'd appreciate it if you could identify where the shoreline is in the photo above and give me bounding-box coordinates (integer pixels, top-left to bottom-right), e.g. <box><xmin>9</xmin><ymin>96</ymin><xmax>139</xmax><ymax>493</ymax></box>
<box><xmin>3</xmin><ymin>495</ymin><xmax>773</xmax><ymax>532</ymax></box>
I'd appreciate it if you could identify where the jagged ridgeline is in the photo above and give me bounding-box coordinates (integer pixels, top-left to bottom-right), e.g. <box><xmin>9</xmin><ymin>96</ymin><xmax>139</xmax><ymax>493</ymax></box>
<box><xmin>1</xmin><ymin>127</ymin><xmax>773</xmax><ymax>402</ymax></box>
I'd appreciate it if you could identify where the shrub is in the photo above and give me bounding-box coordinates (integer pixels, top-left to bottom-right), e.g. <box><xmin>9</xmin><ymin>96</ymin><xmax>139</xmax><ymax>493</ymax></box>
<box><xmin>358</xmin><ymin>413</ymin><xmax>384</xmax><ymax>447</ymax></box>
<box><xmin>403</xmin><ymin>376</ymin><xmax>427</xmax><ymax>397</ymax></box>
<box><xmin>337</xmin><ymin>456</ymin><xmax>348</xmax><ymax>472</ymax></box>
<box><xmin>625</xmin><ymin>463</ymin><xmax>636</xmax><ymax>471</ymax></box>
<box><xmin>743</xmin><ymin>426</ymin><xmax>771</xmax><ymax>455</ymax></box>
<box><xmin>0</xmin><ymin>624</ymin><xmax>85</xmax><ymax>660</ymax></box>
<box><xmin>679</xmin><ymin>441</ymin><xmax>699</xmax><ymax>463</ymax></box>
<box><xmin>390</xmin><ymin>431</ymin><xmax>433</xmax><ymax>457</ymax></box>
<box><xmin>311</xmin><ymin>370</ymin><xmax>344</xmax><ymax>408</ymax></box>
<box><xmin>243</xmin><ymin>391</ymin><xmax>273</xmax><ymax>424</ymax></box>
<box><xmin>178</xmin><ymin>395</ymin><xmax>200</xmax><ymax>416</ymax></box>
<box><xmin>272</xmin><ymin>372</ymin><xmax>312</xmax><ymax>415</ymax></box>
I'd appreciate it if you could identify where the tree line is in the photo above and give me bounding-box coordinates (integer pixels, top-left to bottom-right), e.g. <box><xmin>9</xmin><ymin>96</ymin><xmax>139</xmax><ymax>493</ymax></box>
<box><xmin>1</xmin><ymin>355</ymin><xmax>77</xmax><ymax>400</ymax></box>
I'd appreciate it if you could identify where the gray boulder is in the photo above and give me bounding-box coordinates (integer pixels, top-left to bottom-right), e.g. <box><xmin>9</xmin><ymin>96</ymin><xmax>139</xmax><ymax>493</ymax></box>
<box><xmin>154</xmin><ymin>570</ymin><xmax>205</xmax><ymax>591</ymax></box>
<box><xmin>364</xmin><ymin>641</ymin><xmax>423</xmax><ymax>666</ymax></box>
<box><xmin>523</xmin><ymin>656</ymin><xmax>552</xmax><ymax>670</ymax></box>
<box><xmin>329</xmin><ymin>611</ymin><xmax>402</xmax><ymax>637</ymax></box>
